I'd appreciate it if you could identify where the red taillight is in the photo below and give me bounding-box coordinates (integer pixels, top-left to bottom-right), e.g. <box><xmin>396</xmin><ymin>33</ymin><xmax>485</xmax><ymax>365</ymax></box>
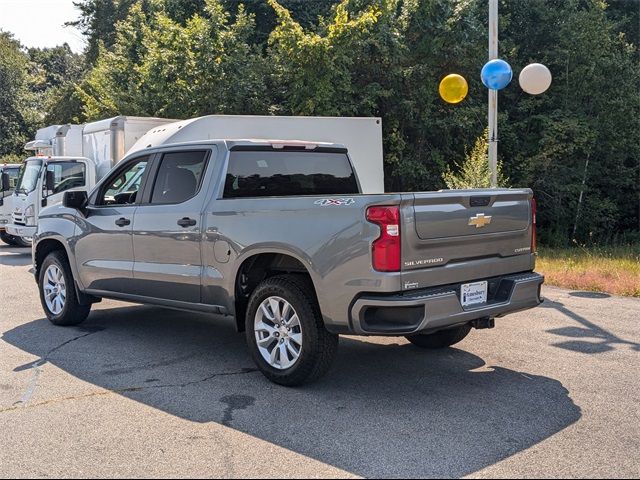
<box><xmin>366</xmin><ymin>206</ymin><xmax>401</xmax><ymax>272</ymax></box>
<box><xmin>531</xmin><ymin>198</ymin><xmax>537</xmax><ymax>253</ymax></box>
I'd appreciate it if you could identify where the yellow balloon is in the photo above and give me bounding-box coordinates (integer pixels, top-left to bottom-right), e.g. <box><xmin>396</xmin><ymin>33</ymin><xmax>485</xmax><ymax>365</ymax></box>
<box><xmin>439</xmin><ymin>74</ymin><xmax>469</xmax><ymax>104</ymax></box>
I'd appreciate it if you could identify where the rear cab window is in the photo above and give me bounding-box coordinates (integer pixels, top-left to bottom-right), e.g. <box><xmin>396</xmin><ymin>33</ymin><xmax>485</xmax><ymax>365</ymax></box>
<box><xmin>149</xmin><ymin>150</ymin><xmax>209</xmax><ymax>205</ymax></box>
<box><xmin>223</xmin><ymin>149</ymin><xmax>360</xmax><ymax>199</ymax></box>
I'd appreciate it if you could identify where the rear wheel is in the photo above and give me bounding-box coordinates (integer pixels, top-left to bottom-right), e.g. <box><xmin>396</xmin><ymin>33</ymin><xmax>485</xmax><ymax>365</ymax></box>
<box><xmin>245</xmin><ymin>275</ymin><xmax>338</xmax><ymax>386</ymax></box>
<box><xmin>38</xmin><ymin>251</ymin><xmax>90</xmax><ymax>326</ymax></box>
<box><xmin>406</xmin><ymin>324</ymin><xmax>472</xmax><ymax>349</ymax></box>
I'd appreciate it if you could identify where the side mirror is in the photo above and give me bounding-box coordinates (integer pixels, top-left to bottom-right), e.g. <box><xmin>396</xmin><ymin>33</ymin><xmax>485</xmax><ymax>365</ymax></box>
<box><xmin>1</xmin><ymin>172</ymin><xmax>10</xmax><ymax>192</ymax></box>
<box><xmin>45</xmin><ymin>169</ymin><xmax>56</xmax><ymax>195</ymax></box>
<box><xmin>63</xmin><ymin>190</ymin><xmax>88</xmax><ymax>212</ymax></box>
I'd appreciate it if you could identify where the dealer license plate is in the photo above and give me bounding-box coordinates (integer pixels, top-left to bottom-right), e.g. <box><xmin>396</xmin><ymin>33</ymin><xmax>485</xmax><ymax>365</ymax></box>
<box><xmin>461</xmin><ymin>281</ymin><xmax>488</xmax><ymax>307</ymax></box>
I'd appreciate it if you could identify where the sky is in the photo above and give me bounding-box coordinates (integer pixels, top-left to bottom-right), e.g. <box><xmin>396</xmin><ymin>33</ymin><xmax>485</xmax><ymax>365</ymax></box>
<box><xmin>0</xmin><ymin>0</ymin><xmax>85</xmax><ymax>52</ymax></box>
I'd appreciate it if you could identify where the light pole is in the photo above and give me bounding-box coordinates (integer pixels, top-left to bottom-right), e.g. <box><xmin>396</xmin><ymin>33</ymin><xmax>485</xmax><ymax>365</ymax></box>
<box><xmin>488</xmin><ymin>0</ymin><xmax>498</xmax><ymax>188</ymax></box>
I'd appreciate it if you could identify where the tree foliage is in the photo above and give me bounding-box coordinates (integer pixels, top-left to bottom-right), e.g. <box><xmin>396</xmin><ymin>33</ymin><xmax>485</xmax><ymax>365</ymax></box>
<box><xmin>1</xmin><ymin>0</ymin><xmax>638</xmax><ymax>244</ymax></box>
<box><xmin>443</xmin><ymin>129</ymin><xmax>509</xmax><ymax>189</ymax></box>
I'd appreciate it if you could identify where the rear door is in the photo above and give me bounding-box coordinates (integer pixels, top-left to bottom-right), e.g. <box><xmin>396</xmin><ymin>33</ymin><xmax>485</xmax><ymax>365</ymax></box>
<box><xmin>400</xmin><ymin>189</ymin><xmax>535</xmax><ymax>289</ymax></box>
<box><xmin>131</xmin><ymin>148</ymin><xmax>212</xmax><ymax>303</ymax></box>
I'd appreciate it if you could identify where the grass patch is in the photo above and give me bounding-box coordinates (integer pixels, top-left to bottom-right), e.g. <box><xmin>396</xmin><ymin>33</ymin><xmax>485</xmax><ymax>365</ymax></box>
<box><xmin>537</xmin><ymin>245</ymin><xmax>640</xmax><ymax>297</ymax></box>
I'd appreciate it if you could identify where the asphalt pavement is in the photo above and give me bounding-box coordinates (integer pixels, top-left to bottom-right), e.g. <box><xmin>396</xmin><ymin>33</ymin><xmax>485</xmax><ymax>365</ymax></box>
<box><xmin>0</xmin><ymin>243</ymin><xmax>638</xmax><ymax>478</ymax></box>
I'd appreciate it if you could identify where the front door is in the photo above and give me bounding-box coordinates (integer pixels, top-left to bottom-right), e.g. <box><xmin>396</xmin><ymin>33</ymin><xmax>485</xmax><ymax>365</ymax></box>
<box><xmin>74</xmin><ymin>156</ymin><xmax>150</xmax><ymax>293</ymax></box>
<box><xmin>42</xmin><ymin>160</ymin><xmax>88</xmax><ymax>211</ymax></box>
<box><xmin>131</xmin><ymin>149</ymin><xmax>211</xmax><ymax>303</ymax></box>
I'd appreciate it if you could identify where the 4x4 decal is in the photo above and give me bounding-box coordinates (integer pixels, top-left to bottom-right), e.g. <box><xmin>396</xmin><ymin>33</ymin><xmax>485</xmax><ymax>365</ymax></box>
<box><xmin>314</xmin><ymin>198</ymin><xmax>355</xmax><ymax>206</ymax></box>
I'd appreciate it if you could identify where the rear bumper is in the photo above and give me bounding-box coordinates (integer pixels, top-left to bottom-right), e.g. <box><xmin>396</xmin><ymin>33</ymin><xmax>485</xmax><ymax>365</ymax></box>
<box><xmin>5</xmin><ymin>224</ymin><xmax>36</xmax><ymax>238</ymax></box>
<box><xmin>349</xmin><ymin>272</ymin><xmax>544</xmax><ymax>335</ymax></box>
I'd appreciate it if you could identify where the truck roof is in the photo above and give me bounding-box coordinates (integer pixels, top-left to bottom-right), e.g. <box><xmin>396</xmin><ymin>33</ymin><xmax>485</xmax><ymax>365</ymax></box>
<box><xmin>131</xmin><ymin>138</ymin><xmax>347</xmax><ymax>154</ymax></box>
<box><xmin>23</xmin><ymin>155</ymin><xmax>91</xmax><ymax>162</ymax></box>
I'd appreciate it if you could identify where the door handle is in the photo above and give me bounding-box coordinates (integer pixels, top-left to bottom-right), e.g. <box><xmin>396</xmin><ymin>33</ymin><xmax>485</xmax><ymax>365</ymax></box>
<box><xmin>115</xmin><ymin>217</ymin><xmax>131</xmax><ymax>227</ymax></box>
<box><xmin>177</xmin><ymin>217</ymin><xmax>197</xmax><ymax>228</ymax></box>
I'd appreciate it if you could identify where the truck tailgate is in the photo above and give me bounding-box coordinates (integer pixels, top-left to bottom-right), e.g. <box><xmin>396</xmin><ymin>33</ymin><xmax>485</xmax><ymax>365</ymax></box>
<box><xmin>400</xmin><ymin>189</ymin><xmax>535</xmax><ymax>290</ymax></box>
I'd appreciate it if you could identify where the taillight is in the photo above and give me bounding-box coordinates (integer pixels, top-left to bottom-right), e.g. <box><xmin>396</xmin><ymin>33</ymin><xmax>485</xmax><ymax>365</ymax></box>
<box><xmin>531</xmin><ymin>198</ymin><xmax>537</xmax><ymax>253</ymax></box>
<box><xmin>366</xmin><ymin>206</ymin><xmax>401</xmax><ymax>272</ymax></box>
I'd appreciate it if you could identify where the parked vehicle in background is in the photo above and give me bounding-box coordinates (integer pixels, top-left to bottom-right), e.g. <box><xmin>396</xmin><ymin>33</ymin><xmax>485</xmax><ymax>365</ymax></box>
<box><xmin>6</xmin><ymin>118</ymin><xmax>174</xmax><ymax>241</ymax></box>
<box><xmin>0</xmin><ymin>164</ymin><xmax>26</xmax><ymax>247</ymax></box>
<box><xmin>33</xmin><ymin>139</ymin><xmax>543</xmax><ymax>386</ymax></box>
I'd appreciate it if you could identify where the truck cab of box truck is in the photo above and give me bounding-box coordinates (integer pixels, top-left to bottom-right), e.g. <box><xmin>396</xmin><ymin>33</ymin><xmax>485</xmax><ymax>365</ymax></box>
<box><xmin>6</xmin><ymin>124</ymin><xmax>88</xmax><ymax>241</ymax></box>
<box><xmin>6</xmin><ymin>117</ymin><xmax>176</xmax><ymax>241</ymax></box>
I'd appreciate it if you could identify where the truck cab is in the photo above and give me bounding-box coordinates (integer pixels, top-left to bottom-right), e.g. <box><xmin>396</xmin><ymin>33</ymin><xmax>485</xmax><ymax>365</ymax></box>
<box><xmin>6</xmin><ymin>117</ymin><xmax>176</xmax><ymax>242</ymax></box>
<box><xmin>7</xmin><ymin>155</ymin><xmax>96</xmax><ymax>240</ymax></box>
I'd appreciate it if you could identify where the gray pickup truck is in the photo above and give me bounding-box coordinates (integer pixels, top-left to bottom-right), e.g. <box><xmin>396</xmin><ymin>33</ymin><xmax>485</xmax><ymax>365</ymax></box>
<box><xmin>32</xmin><ymin>140</ymin><xmax>543</xmax><ymax>385</ymax></box>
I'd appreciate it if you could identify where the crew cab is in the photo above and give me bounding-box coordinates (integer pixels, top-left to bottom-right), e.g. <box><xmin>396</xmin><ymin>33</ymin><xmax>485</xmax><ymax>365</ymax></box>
<box><xmin>32</xmin><ymin>140</ymin><xmax>544</xmax><ymax>385</ymax></box>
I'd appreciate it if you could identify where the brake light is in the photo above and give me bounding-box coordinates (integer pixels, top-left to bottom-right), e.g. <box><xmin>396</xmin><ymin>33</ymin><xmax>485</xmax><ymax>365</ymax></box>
<box><xmin>531</xmin><ymin>198</ymin><xmax>537</xmax><ymax>253</ymax></box>
<box><xmin>366</xmin><ymin>206</ymin><xmax>401</xmax><ymax>272</ymax></box>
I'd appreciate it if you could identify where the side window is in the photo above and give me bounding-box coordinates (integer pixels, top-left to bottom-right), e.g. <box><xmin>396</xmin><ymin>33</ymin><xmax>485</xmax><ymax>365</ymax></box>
<box><xmin>1</xmin><ymin>168</ymin><xmax>19</xmax><ymax>198</ymax></box>
<box><xmin>46</xmin><ymin>162</ymin><xmax>86</xmax><ymax>195</ymax></box>
<box><xmin>98</xmin><ymin>157</ymin><xmax>149</xmax><ymax>206</ymax></box>
<box><xmin>150</xmin><ymin>151</ymin><xmax>208</xmax><ymax>205</ymax></box>
<box><xmin>223</xmin><ymin>150</ymin><xmax>359</xmax><ymax>198</ymax></box>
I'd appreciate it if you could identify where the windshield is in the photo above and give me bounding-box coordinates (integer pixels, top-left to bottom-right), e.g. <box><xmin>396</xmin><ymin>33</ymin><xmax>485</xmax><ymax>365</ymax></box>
<box><xmin>15</xmin><ymin>159</ymin><xmax>43</xmax><ymax>195</ymax></box>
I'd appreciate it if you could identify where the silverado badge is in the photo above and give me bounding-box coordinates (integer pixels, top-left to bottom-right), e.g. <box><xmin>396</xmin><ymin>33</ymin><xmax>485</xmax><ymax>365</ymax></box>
<box><xmin>468</xmin><ymin>213</ymin><xmax>492</xmax><ymax>228</ymax></box>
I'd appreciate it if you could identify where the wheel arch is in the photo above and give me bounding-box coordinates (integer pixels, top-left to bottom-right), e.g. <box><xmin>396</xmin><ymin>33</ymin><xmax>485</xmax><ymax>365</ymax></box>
<box><xmin>232</xmin><ymin>250</ymin><xmax>320</xmax><ymax>333</ymax></box>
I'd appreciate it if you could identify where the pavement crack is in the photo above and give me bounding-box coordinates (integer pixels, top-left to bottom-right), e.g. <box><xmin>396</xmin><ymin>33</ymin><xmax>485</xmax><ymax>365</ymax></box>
<box><xmin>1</xmin><ymin>367</ymin><xmax>258</xmax><ymax>414</ymax></box>
<box><xmin>12</xmin><ymin>329</ymin><xmax>101</xmax><ymax>407</ymax></box>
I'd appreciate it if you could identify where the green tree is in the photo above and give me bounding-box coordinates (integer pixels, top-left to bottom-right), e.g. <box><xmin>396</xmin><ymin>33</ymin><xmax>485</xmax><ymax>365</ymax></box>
<box><xmin>0</xmin><ymin>32</ymin><xmax>38</xmax><ymax>157</ymax></box>
<box><xmin>443</xmin><ymin>129</ymin><xmax>508</xmax><ymax>189</ymax></box>
<box><xmin>77</xmin><ymin>0</ymin><xmax>269</xmax><ymax>119</ymax></box>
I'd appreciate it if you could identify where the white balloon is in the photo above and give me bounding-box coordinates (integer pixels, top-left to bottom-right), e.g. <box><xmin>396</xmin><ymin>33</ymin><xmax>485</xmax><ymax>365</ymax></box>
<box><xmin>519</xmin><ymin>63</ymin><xmax>552</xmax><ymax>95</ymax></box>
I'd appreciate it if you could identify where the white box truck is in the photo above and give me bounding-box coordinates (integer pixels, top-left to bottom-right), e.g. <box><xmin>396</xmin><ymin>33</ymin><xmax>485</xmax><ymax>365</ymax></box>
<box><xmin>6</xmin><ymin>117</ymin><xmax>175</xmax><ymax>241</ymax></box>
<box><xmin>128</xmin><ymin>115</ymin><xmax>384</xmax><ymax>194</ymax></box>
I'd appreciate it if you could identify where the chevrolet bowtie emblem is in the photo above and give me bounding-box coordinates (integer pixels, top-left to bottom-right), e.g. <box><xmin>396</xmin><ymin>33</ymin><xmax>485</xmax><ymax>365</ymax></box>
<box><xmin>468</xmin><ymin>213</ymin><xmax>492</xmax><ymax>228</ymax></box>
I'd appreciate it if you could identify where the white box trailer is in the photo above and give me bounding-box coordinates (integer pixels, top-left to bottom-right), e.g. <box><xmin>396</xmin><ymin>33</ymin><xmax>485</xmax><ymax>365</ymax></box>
<box><xmin>83</xmin><ymin>116</ymin><xmax>178</xmax><ymax>179</ymax></box>
<box><xmin>127</xmin><ymin>115</ymin><xmax>384</xmax><ymax>193</ymax></box>
<box><xmin>24</xmin><ymin>124</ymin><xmax>84</xmax><ymax>157</ymax></box>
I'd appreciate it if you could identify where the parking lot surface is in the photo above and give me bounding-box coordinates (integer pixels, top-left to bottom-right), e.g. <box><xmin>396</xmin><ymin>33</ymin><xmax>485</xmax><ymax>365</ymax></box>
<box><xmin>1</xmin><ymin>244</ymin><xmax>638</xmax><ymax>478</ymax></box>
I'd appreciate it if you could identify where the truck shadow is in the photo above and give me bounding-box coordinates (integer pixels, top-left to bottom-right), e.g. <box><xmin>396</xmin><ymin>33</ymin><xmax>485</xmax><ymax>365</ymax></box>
<box><xmin>0</xmin><ymin>245</ymin><xmax>32</xmax><ymax>267</ymax></box>
<box><xmin>2</xmin><ymin>305</ymin><xmax>581</xmax><ymax>478</ymax></box>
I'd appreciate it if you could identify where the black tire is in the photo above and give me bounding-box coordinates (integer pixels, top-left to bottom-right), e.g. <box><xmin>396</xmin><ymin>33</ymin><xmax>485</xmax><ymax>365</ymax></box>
<box><xmin>38</xmin><ymin>250</ymin><xmax>91</xmax><ymax>326</ymax></box>
<box><xmin>0</xmin><ymin>231</ymin><xmax>26</xmax><ymax>247</ymax></box>
<box><xmin>11</xmin><ymin>235</ymin><xmax>31</xmax><ymax>248</ymax></box>
<box><xmin>0</xmin><ymin>231</ymin><xmax>14</xmax><ymax>246</ymax></box>
<box><xmin>406</xmin><ymin>324</ymin><xmax>472</xmax><ymax>349</ymax></box>
<box><xmin>245</xmin><ymin>274</ymin><xmax>338</xmax><ymax>387</ymax></box>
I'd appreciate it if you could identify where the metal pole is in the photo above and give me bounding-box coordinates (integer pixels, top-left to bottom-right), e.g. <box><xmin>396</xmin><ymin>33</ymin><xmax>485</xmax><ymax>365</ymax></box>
<box><xmin>488</xmin><ymin>0</ymin><xmax>498</xmax><ymax>188</ymax></box>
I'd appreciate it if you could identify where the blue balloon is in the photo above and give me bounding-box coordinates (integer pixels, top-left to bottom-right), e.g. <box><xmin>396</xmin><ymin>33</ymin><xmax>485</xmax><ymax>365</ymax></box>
<box><xmin>481</xmin><ymin>59</ymin><xmax>513</xmax><ymax>90</ymax></box>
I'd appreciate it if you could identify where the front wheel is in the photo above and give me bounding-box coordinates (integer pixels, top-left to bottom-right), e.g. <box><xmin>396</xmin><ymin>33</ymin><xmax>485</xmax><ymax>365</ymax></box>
<box><xmin>245</xmin><ymin>275</ymin><xmax>338</xmax><ymax>386</ymax></box>
<box><xmin>406</xmin><ymin>324</ymin><xmax>472</xmax><ymax>349</ymax></box>
<box><xmin>38</xmin><ymin>251</ymin><xmax>90</xmax><ymax>326</ymax></box>
<box><xmin>0</xmin><ymin>231</ymin><xmax>30</xmax><ymax>247</ymax></box>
